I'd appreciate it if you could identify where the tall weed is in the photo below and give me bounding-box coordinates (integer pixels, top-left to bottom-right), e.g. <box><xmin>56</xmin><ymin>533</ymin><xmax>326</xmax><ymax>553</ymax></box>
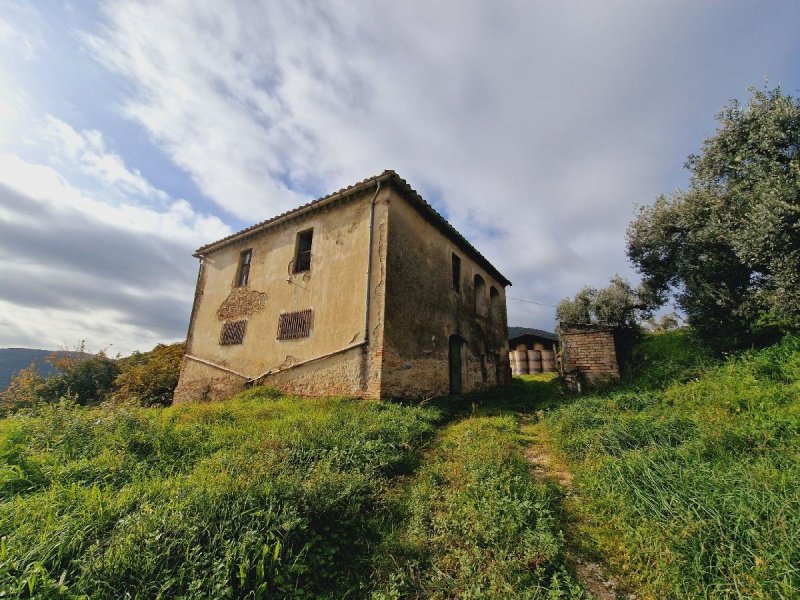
<box><xmin>0</xmin><ymin>391</ymin><xmax>438</xmax><ymax>598</ymax></box>
<box><xmin>547</xmin><ymin>334</ymin><xmax>800</xmax><ymax>598</ymax></box>
<box><xmin>374</xmin><ymin>416</ymin><xmax>583</xmax><ymax>599</ymax></box>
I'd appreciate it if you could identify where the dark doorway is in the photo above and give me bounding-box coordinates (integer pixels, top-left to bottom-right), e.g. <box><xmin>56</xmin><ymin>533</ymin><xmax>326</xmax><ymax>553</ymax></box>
<box><xmin>449</xmin><ymin>334</ymin><xmax>465</xmax><ymax>394</ymax></box>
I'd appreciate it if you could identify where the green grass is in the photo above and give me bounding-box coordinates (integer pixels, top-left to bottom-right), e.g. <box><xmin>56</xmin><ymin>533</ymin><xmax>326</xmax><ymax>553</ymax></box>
<box><xmin>546</xmin><ymin>331</ymin><xmax>800</xmax><ymax>599</ymax></box>
<box><xmin>372</xmin><ymin>412</ymin><xmax>582</xmax><ymax>599</ymax></box>
<box><xmin>0</xmin><ymin>390</ymin><xmax>439</xmax><ymax>598</ymax></box>
<box><xmin>0</xmin><ymin>380</ymin><xmax>581</xmax><ymax>599</ymax></box>
<box><xmin>4</xmin><ymin>329</ymin><xmax>796</xmax><ymax>598</ymax></box>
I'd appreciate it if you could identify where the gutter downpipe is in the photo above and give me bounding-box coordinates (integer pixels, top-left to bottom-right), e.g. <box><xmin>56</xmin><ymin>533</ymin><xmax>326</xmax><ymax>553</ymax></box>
<box><xmin>363</xmin><ymin>179</ymin><xmax>383</xmax><ymax>344</ymax></box>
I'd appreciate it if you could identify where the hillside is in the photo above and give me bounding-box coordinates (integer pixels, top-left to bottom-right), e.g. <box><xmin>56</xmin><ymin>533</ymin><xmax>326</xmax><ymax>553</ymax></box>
<box><xmin>0</xmin><ymin>332</ymin><xmax>797</xmax><ymax>597</ymax></box>
<box><xmin>0</xmin><ymin>349</ymin><xmax>85</xmax><ymax>391</ymax></box>
<box><xmin>544</xmin><ymin>331</ymin><xmax>800</xmax><ymax>598</ymax></box>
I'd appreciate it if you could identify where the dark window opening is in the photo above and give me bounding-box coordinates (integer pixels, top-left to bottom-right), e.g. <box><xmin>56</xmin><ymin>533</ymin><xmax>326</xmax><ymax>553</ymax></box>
<box><xmin>236</xmin><ymin>249</ymin><xmax>252</xmax><ymax>287</ymax></box>
<box><xmin>452</xmin><ymin>253</ymin><xmax>461</xmax><ymax>292</ymax></box>
<box><xmin>294</xmin><ymin>230</ymin><xmax>313</xmax><ymax>273</ymax></box>
<box><xmin>277</xmin><ymin>309</ymin><xmax>313</xmax><ymax>340</ymax></box>
<box><xmin>220</xmin><ymin>320</ymin><xmax>246</xmax><ymax>345</ymax></box>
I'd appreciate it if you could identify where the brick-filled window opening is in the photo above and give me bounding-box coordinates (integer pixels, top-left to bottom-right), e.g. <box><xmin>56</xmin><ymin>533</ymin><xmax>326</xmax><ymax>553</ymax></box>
<box><xmin>277</xmin><ymin>309</ymin><xmax>313</xmax><ymax>340</ymax></box>
<box><xmin>236</xmin><ymin>249</ymin><xmax>252</xmax><ymax>287</ymax></box>
<box><xmin>452</xmin><ymin>253</ymin><xmax>461</xmax><ymax>292</ymax></box>
<box><xmin>220</xmin><ymin>320</ymin><xmax>247</xmax><ymax>345</ymax></box>
<box><xmin>474</xmin><ymin>273</ymin><xmax>487</xmax><ymax>315</ymax></box>
<box><xmin>489</xmin><ymin>286</ymin><xmax>500</xmax><ymax>322</ymax></box>
<box><xmin>294</xmin><ymin>229</ymin><xmax>313</xmax><ymax>273</ymax></box>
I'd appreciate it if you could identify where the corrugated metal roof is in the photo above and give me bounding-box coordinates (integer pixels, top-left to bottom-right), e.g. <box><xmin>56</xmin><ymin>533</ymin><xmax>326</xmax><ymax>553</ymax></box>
<box><xmin>508</xmin><ymin>327</ymin><xmax>559</xmax><ymax>342</ymax></box>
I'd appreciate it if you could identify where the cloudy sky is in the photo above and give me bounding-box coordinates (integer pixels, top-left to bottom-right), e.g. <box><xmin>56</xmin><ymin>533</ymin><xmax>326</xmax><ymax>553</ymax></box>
<box><xmin>1</xmin><ymin>1</ymin><xmax>798</xmax><ymax>354</ymax></box>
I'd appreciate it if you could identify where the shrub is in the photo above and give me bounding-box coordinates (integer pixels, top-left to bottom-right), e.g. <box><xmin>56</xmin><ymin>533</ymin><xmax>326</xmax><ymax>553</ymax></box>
<box><xmin>0</xmin><ymin>350</ymin><xmax>118</xmax><ymax>415</ymax></box>
<box><xmin>114</xmin><ymin>342</ymin><xmax>186</xmax><ymax>406</ymax></box>
<box><xmin>37</xmin><ymin>352</ymin><xmax>118</xmax><ymax>406</ymax></box>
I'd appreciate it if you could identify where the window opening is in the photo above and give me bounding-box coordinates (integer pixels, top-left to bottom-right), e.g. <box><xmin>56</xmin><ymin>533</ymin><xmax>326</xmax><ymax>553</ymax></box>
<box><xmin>490</xmin><ymin>286</ymin><xmax>500</xmax><ymax>321</ymax></box>
<box><xmin>294</xmin><ymin>230</ymin><xmax>313</xmax><ymax>273</ymax></box>
<box><xmin>236</xmin><ymin>249</ymin><xmax>252</xmax><ymax>287</ymax></box>
<box><xmin>474</xmin><ymin>274</ymin><xmax>487</xmax><ymax>315</ymax></box>
<box><xmin>452</xmin><ymin>253</ymin><xmax>461</xmax><ymax>292</ymax></box>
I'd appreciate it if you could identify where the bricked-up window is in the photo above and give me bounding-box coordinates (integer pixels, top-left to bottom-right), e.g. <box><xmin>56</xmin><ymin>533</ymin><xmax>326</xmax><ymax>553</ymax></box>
<box><xmin>452</xmin><ymin>253</ymin><xmax>461</xmax><ymax>292</ymax></box>
<box><xmin>474</xmin><ymin>273</ymin><xmax>487</xmax><ymax>315</ymax></box>
<box><xmin>220</xmin><ymin>320</ymin><xmax>246</xmax><ymax>345</ymax></box>
<box><xmin>236</xmin><ymin>249</ymin><xmax>252</xmax><ymax>287</ymax></box>
<box><xmin>293</xmin><ymin>229</ymin><xmax>313</xmax><ymax>273</ymax></box>
<box><xmin>489</xmin><ymin>286</ymin><xmax>500</xmax><ymax>322</ymax></box>
<box><xmin>277</xmin><ymin>309</ymin><xmax>313</xmax><ymax>340</ymax></box>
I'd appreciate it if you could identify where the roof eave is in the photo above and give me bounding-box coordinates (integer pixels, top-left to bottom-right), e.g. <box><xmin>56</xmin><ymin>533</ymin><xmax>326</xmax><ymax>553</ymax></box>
<box><xmin>193</xmin><ymin>170</ymin><xmax>394</xmax><ymax>257</ymax></box>
<box><xmin>192</xmin><ymin>171</ymin><xmax>512</xmax><ymax>287</ymax></box>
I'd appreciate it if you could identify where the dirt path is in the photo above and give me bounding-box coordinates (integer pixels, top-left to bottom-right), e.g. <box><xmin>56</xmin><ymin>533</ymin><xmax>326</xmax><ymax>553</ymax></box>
<box><xmin>519</xmin><ymin>414</ymin><xmax>626</xmax><ymax>600</ymax></box>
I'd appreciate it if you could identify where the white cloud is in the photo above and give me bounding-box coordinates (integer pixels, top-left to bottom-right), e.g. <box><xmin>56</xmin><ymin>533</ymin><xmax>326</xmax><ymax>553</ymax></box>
<box><xmin>0</xmin><ymin>152</ymin><xmax>228</xmax><ymax>244</ymax></box>
<box><xmin>0</xmin><ymin>138</ymin><xmax>230</xmax><ymax>353</ymax></box>
<box><xmin>0</xmin><ymin>0</ymin><xmax>45</xmax><ymax>61</ymax></box>
<box><xmin>0</xmin><ymin>0</ymin><xmax>795</xmax><ymax>356</ymax></box>
<box><xmin>40</xmin><ymin>116</ymin><xmax>169</xmax><ymax>202</ymax></box>
<box><xmin>83</xmin><ymin>0</ymin><xmax>800</xmax><ymax>334</ymax></box>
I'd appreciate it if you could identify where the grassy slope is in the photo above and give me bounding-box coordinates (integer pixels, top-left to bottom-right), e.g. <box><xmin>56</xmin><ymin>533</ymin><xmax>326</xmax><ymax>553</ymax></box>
<box><xmin>372</xmin><ymin>380</ymin><xmax>582</xmax><ymax>599</ymax></box>
<box><xmin>0</xmin><ymin>382</ymin><xmax>581</xmax><ymax>599</ymax></box>
<box><xmin>3</xmin><ymin>331</ymin><xmax>796</xmax><ymax>599</ymax></box>
<box><xmin>546</xmin><ymin>331</ymin><xmax>800</xmax><ymax>599</ymax></box>
<box><xmin>0</xmin><ymin>390</ymin><xmax>439</xmax><ymax>598</ymax></box>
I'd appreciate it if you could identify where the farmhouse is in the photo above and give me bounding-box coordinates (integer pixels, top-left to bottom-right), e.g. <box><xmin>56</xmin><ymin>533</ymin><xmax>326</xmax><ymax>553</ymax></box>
<box><xmin>174</xmin><ymin>171</ymin><xmax>512</xmax><ymax>402</ymax></box>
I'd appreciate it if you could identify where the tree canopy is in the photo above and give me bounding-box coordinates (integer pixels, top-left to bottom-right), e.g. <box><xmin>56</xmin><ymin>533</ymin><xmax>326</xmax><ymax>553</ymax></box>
<box><xmin>627</xmin><ymin>87</ymin><xmax>800</xmax><ymax>346</ymax></box>
<box><xmin>556</xmin><ymin>275</ymin><xmax>651</xmax><ymax>329</ymax></box>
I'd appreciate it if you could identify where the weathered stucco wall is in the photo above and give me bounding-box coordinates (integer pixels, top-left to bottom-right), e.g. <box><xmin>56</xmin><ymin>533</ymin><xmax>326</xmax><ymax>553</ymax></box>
<box><xmin>174</xmin><ymin>186</ymin><xmax>389</xmax><ymax>402</ymax></box>
<box><xmin>381</xmin><ymin>188</ymin><xmax>510</xmax><ymax>398</ymax></box>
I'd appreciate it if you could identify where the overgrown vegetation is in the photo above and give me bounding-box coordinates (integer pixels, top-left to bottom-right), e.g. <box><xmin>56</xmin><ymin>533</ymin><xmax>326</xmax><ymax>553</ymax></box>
<box><xmin>374</xmin><ymin>411</ymin><xmax>581</xmax><ymax>598</ymax></box>
<box><xmin>0</xmin><ymin>390</ymin><xmax>439</xmax><ymax>598</ymax></box>
<box><xmin>628</xmin><ymin>86</ymin><xmax>800</xmax><ymax>347</ymax></box>
<box><xmin>2</xmin><ymin>328</ymin><xmax>798</xmax><ymax>598</ymax></box>
<box><xmin>556</xmin><ymin>275</ymin><xmax>652</xmax><ymax>330</ymax></box>
<box><xmin>0</xmin><ymin>342</ymin><xmax>185</xmax><ymax>415</ymax></box>
<box><xmin>114</xmin><ymin>342</ymin><xmax>186</xmax><ymax>406</ymax></box>
<box><xmin>546</xmin><ymin>330</ymin><xmax>800</xmax><ymax>598</ymax></box>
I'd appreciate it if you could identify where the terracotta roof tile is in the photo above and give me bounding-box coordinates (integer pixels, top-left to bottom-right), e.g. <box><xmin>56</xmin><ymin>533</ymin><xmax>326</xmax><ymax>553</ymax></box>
<box><xmin>194</xmin><ymin>170</ymin><xmax>511</xmax><ymax>286</ymax></box>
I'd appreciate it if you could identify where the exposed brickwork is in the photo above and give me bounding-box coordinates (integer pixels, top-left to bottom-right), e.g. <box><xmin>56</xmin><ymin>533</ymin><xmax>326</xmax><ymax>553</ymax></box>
<box><xmin>173</xmin><ymin>358</ymin><xmax>245</xmax><ymax>404</ymax></box>
<box><xmin>559</xmin><ymin>326</ymin><xmax>619</xmax><ymax>389</ymax></box>
<box><xmin>216</xmin><ymin>287</ymin><xmax>268</xmax><ymax>321</ymax></box>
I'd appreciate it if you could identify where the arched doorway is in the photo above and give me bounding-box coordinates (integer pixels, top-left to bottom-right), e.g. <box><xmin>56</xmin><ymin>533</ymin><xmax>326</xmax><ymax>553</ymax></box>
<box><xmin>448</xmin><ymin>334</ymin><xmax>465</xmax><ymax>394</ymax></box>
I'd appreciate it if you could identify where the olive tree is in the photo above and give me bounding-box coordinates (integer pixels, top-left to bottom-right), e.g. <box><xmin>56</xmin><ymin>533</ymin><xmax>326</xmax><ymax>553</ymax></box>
<box><xmin>556</xmin><ymin>275</ymin><xmax>651</xmax><ymax>328</ymax></box>
<box><xmin>627</xmin><ymin>87</ymin><xmax>800</xmax><ymax>346</ymax></box>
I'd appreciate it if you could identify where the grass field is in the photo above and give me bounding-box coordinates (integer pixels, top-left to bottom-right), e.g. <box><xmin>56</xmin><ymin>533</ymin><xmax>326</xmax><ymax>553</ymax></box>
<box><xmin>0</xmin><ymin>382</ymin><xmax>579</xmax><ymax>598</ymax></box>
<box><xmin>546</xmin><ymin>332</ymin><xmax>800</xmax><ymax>598</ymax></box>
<box><xmin>0</xmin><ymin>391</ymin><xmax>440</xmax><ymax>598</ymax></box>
<box><xmin>372</xmin><ymin>407</ymin><xmax>582</xmax><ymax>598</ymax></box>
<box><xmin>1</xmin><ymin>330</ymin><xmax>798</xmax><ymax>598</ymax></box>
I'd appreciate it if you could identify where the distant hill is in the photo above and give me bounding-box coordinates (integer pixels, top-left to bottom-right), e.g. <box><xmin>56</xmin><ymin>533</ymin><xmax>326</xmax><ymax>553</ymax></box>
<box><xmin>0</xmin><ymin>348</ymin><xmax>85</xmax><ymax>391</ymax></box>
<box><xmin>507</xmin><ymin>326</ymin><xmax>558</xmax><ymax>341</ymax></box>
